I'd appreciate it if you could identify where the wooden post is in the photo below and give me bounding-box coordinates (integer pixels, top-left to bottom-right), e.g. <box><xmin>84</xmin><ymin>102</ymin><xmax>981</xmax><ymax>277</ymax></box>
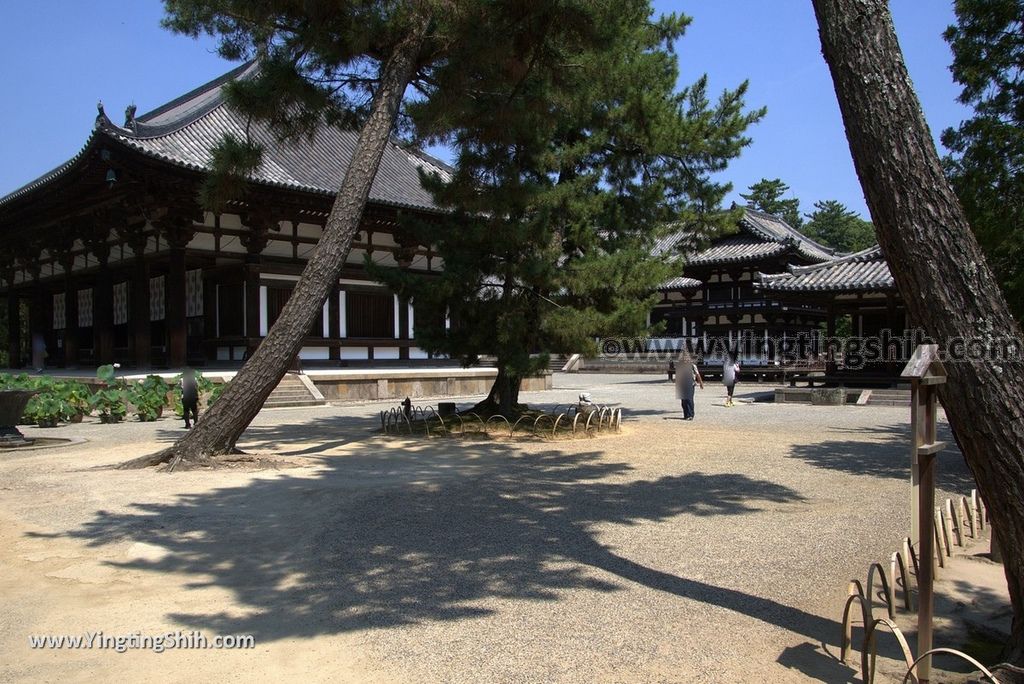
<box><xmin>910</xmin><ymin>382</ymin><xmax>921</xmax><ymax>548</ymax></box>
<box><xmin>131</xmin><ymin>249</ymin><xmax>151</xmax><ymax>369</ymax></box>
<box><xmin>901</xmin><ymin>344</ymin><xmax>947</xmax><ymax>684</ymax></box>
<box><xmin>61</xmin><ymin>254</ymin><xmax>78</xmax><ymax>368</ymax></box>
<box><xmin>91</xmin><ymin>243</ymin><xmax>114</xmax><ymax>365</ymax></box>
<box><xmin>244</xmin><ymin>261</ymin><xmax>261</xmax><ymax>357</ymax></box>
<box><xmin>328</xmin><ymin>284</ymin><xmax>340</xmax><ymax>361</ymax></box>
<box><xmin>6</xmin><ymin>290</ymin><xmax>20</xmax><ymax>368</ymax></box>
<box><xmin>240</xmin><ymin>214</ymin><xmax>269</xmax><ymax>359</ymax></box>
<box><xmin>166</xmin><ymin>245</ymin><xmax>188</xmax><ymax>367</ymax></box>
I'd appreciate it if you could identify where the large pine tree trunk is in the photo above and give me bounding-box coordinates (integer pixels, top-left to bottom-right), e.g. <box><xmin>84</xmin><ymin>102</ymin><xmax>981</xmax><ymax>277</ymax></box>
<box><xmin>122</xmin><ymin>14</ymin><xmax>431</xmax><ymax>470</ymax></box>
<box><xmin>812</xmin><ymin>0</ymin><xmax>1024</xmax><ymax>667</ymax></box>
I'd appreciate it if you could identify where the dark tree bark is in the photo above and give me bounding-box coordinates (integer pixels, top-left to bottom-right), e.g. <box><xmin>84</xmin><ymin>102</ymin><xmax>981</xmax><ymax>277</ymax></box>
<box><xmin>812</xmin><ymin>0</ymin><xmax>1024</xmax><ymax>666</ymax></box>
<box><xmin>122</xmin><ymin>12</ymin><xmax>432</xmax><ymax>469</ymax></box>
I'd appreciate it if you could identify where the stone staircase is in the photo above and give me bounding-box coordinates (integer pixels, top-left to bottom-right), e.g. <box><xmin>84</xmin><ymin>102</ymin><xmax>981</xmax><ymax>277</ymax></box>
<box><xmin>263</xmin><ymin>373</ymin><xmax>327</xmax><ymax>409</ymax></box>
<box><xmin>857</xmin><ymin>388</ymin><xmax>912</xmax><ymax>407</ymax></box>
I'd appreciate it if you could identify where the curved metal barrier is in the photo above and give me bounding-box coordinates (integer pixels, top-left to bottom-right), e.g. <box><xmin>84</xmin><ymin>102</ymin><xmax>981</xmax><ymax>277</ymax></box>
<box><xmin>866</xmin><ymin>562</ymin><xmax>895</xmax><ymax>620</ymax></box>
<box><xmin>510</xmin><ymin>415</ymin><xmax>531</xmax><ymax>437</ymax></box>
<box><xmin>377</xmin><ymin>402</ymin><xmax>625</xmax><ymax>440</ymax></box>
<box><xmin>834</xmin><ymin>489</ymin><xmax>996</xmax><ymax>683</ymax></box>
<box><xmin>902</xmin><ymin>648</ymin><xmax>999</xmax><ymax>684</ymax></box>
<box><xmin>487</xmin><ymin>415</ymin><xmax>511</xmax><ymax>435</ymax></box>
<box><xmin>863</xmin><ymin>618</ymin><xmax>915</xmax><ymax>684</ymax></box>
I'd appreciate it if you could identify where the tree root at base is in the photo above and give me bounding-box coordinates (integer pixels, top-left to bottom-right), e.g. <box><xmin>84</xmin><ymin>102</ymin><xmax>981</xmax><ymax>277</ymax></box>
<box><xmin>117</xmin><ymin>445</ymin><xmax>247</xmax><ymax>471</ymax></box>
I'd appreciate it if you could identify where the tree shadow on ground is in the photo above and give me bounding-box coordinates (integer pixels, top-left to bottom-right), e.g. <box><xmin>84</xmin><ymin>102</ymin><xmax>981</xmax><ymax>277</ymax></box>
<box><xmin>54</xmin><ymin>433</ymin><xmax>852</xmax><ymax>668</ymax></box>
<box><xmin>786</xmin><ymin>423</ymin><xmax>975</xmax><ymax>493</ymax></box>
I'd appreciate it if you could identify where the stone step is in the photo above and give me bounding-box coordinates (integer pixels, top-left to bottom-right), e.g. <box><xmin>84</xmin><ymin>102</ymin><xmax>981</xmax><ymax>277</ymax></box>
<box><xmin>260</xmin><ymin>373</ymin><xmax>326</xmax><ymax>409</ymax></box>
<box><xmin>262</xmin><ymin>399</ymin><xmax>325</xmax><ymax>409</ymax></box>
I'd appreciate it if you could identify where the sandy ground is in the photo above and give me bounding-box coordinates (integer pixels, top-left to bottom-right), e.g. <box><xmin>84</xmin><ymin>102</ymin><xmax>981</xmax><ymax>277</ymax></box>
<box><xmin>0</xmin><ymin>374</ymin><xmax>1005</xmax><ymax>683</ymax></box>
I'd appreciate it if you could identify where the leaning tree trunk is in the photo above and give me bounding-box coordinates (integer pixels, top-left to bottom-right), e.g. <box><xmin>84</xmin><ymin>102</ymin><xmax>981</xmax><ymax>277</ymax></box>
<box><xmin>122</xmin><ymin>14</ymin><xmax>431</xmax><ymax>469</ymax></box>
<box><xmin>813</xmin><ymin>0</ymin><xmax>1024</xmax><ymax>667</ymax></box>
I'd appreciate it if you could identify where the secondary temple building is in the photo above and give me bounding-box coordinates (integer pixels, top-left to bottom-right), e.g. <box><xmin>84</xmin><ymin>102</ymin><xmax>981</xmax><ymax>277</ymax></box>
<box><xmin>756</xmin><ymin>245</ymin><xmax>906</xmax><ymax>375</ymax></box>
<box><xmin>649</xmin><ymin>208</ymin><xmax>839</xmax><ymax>363</ymax></box>
<box><xmin>0</xmin><ymin>62</ymin><xmax>451</xmax><ymax>369</ymax></box>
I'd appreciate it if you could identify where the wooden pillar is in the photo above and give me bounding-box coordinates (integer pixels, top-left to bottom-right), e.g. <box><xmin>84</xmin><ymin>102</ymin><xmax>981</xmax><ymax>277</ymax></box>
<box><xmin>61</xmin><ymin>254</ymin><xmax>79</xmax><ymax>368</ymax></box>
<box><xmin>130</xmin><ymin>245</ymin><xmax>151</xmax><ymax>369</ymax></box>
<box><xmin>165</xmin><ymin>246</ymin><xmax>187</xmax><ymax>367</ymax></box>
<box><xmin>825</xmin><ymin>302</ymin><xmax>837</xmax><ymax>374</ymax></box>
<box><xmin>157</xmin><ymin>213</ymin><xmax>195</xmax><ymax>368</ymax></box>
<box><xmin>30</xmin><ymin>276</ymin><xmax>46</xmax><ymax>370</ymax></box>
<box><xmin>240</xmin><ymin>212</ymin><xmax>270</xmax><ymax>359</ymax></box>
<box><xmin>92</xmin><ymin>244</ymin><xmax>114</xmax><ymax>365</ymax></box>
<box><xmin>244</xmin><ymin>261</ymin><xmax>261</xmax><ymax>356</ymax></box>
<box><xmin>7</xmin><ymin>290</ymin><xmax>21</xmax><ymax>368</ymax></box>
<box><xmin>398</xmin><ymin>295</ymin><xmax>409</xmax><ymax>360</ymax></box>
<box><xmin>328</xmin><ymin>284</ymin><xmax>340</xmax><ymax>361</ymax></box>
<box><xmin>202</xmin><ymin>273</ymin><xmax>217</xmax><ymax>362</ymax></box>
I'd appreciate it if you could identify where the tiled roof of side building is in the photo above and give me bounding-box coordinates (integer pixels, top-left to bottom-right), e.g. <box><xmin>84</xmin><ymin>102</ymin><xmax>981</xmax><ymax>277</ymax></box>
<box><xmin>650</xmin><ymin>208</ymin><xmax>836</xmax><ymax>266</ymax></box>
<box><xmin>657</xmin><ymin>276</ymin><xmax>703</xmax><ymax>291</ymax></box>
<box><xmin>757</xmin><ymin>245</ymin><xmax>895</xmax><ymax>293</ymax></box>
<box><xmin>687</xmin><ymin>236</ymin><xmax>788</xmax><ymax>265</ymax></box>
<box><xmin>739</xmin><ymin>208</ymin><xmax>836</xmax><ymax>262</ymax></box>
<box><xmin>0</xmin><ymin>62</ymin><xmax>452</xmax><ymax>213</ymax></box>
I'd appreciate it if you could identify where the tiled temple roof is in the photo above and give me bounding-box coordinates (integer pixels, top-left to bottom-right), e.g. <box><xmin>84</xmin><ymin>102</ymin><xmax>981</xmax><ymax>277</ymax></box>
<box><xmin>653</xmin><ymin>208</ymin><xmax>836</xmax><ymax>290</ymax></box>
<box><xmin>757</xmin><ymin>246</ymin><xmax>894</xmax><ymax>293</ymax></box>
<box><xmin>0</xmin><ymin>62</ymin><xmax>452</xmax><ymax>212</ymax></box>
<box><xmin>653</xmin><ymin>208</ymin><xmax>836</xmax><ymax>267</ymax></box>
<box><xmin>657</xmin><ymin>276</ymin><xmax>702</xmax><ymax>291</ymax></box>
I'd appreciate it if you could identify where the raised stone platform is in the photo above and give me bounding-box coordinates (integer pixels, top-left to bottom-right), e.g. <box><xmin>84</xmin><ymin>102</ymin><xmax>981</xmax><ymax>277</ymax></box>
<box><xmin>305</xmin><ymin>368</ymin><xmax>552</xmax><ymax>402</ymax></box>
<box><xmin>19</xmin><ymin>366</ymin><xmax>552</xmax><ymax>405</ymax></box>
<box><xmin>774</xmin><ymin>387</ymin><xmax>863</xmax><ymax>404</ymax></box>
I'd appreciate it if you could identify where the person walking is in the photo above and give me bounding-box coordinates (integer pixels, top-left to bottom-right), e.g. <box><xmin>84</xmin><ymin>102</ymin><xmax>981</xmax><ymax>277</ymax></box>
<box><xmin>181</xmin><ymin>368</ymin><xmax>199</xmax><ymax>429</ymax></box>
<box><xmin>722</xmin><ymin>355</ymin><xmax>740</xmax><ymax>407</ymax></box>
<box><xmin>675</xmin><ymin>352</ymin><xmax>703</xmax><ymax>420</ymax></box>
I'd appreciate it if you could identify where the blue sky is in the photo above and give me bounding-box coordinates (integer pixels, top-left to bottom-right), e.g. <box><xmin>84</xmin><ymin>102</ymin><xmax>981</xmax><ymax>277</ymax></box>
<box><xmin>0</xmin><ymin>1</ymin><xmax>969</xmax><ymax>220</ymax></box>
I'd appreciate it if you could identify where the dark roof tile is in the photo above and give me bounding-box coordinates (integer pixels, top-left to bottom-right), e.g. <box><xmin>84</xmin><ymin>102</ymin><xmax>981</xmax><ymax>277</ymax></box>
<box><xmin>757</xmin><ymin>246</ymin><xmax>894</xmax><ymax>293</ymax></box>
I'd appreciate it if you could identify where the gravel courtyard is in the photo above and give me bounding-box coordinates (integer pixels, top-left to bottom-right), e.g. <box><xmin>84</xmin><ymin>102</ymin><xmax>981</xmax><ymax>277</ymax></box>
<box><xmin>0</xmin><ymin>373</ymin><xmax>980</xmax><ymax>683</ymax></box>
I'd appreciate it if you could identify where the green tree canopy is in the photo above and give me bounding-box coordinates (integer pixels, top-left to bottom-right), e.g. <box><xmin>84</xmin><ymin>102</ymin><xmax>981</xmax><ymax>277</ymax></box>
<box><xmin>801</xmin><ymin>199</ymin><xmax>875</xmax><ymax>253</ymax></box>
<box><xmin>942</xmin><ymin>0</ymin><xmax>1024</xmax><ymax>321</ymax></box>
<box><xmin>372</xmin><ymin>5</ymin><xmax>763</xmax><ymax>414</ymax></box>
<box><xmin>140</xmin><ymin>0</ymin><xmax>697</xmax><ymax>462</ymax></box>
<box><xmin>739</xmin><ymin>178</ymin><xmax>802</xmax><ymax>228</ymax></box>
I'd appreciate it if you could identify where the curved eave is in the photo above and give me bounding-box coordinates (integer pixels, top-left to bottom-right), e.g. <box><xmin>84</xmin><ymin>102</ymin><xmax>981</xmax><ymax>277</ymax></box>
<box><xmin>657</xmin><ymin>279</ymin><xmax>702</xmax><ymax>292</ymax></box>
<box><xmin>688</xmin><ymin>242</ymin><xmax>795</xmax><ymax>267</ymax></box>
<box><xmin>0</xmin><ymin>130</ymin><xmax>102</xmax><ymax>211</ymax></box>
<box><xmin>0</xmin><ymin>124</ymin><xmax>448</xmax><ymax>220</ymax></box>
<box><xmin>758</xmin><ymin>283</ymin><xmax>897</xmax><ymax>295</ymax></box>
<box><xmin>109</xmin><ymin>130</ymin><xmax>449</xmax><ymax>215</ymax></box>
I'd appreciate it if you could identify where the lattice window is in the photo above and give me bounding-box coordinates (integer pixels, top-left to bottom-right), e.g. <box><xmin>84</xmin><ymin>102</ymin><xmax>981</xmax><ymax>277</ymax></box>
<box><xmin>77</xmin><ymin>289</ymin><xmax>93</xmax><ymax>327</ymax></box>
<box><xmin>150</xmin><ymin>275</ymin><xmax>165</xmax><ymax>321</ymax></box>
<box><xmin>113</xmin><ymin>282</ymin><xmax>129</xmax><ymax>325</ymax></box>
<box><xmin>186</xmin><ymin>269</ymin><xmax>203</xmax><ymax>317</ymax></box>
<box><xmin>53</xmin><ymin>293</ymin><xmax>65</xmax><ymax>330</ymax></box>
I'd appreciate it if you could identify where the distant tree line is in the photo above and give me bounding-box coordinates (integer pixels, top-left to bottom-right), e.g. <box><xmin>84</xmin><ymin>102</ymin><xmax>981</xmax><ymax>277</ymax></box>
<box><xmin>740</xmin><ymin>177</ymin><xmax>875</xmax><ymax>253</ymax></box>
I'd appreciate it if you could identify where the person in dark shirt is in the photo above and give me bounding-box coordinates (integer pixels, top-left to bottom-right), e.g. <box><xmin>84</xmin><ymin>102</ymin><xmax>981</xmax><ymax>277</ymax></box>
<box><xmin>181</xmin><ymin>369</ymin><xmax>199</xmax><ymax>428</ymax></box>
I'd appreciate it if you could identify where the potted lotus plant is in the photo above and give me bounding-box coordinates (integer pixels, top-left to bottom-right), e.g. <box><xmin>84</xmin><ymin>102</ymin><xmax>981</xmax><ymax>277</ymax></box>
<box><xmin>90</xmin><ymin>364</ymin><xmax>126</xmax><ymax>424</ymax></box>
<box><xmin>129</xmin><ymin>375</ymin><xmax>171</xmax><ymax>422</ymax></box>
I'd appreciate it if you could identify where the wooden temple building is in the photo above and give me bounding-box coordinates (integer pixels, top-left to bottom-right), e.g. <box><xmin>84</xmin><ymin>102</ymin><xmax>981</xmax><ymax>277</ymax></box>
<box><xmin>756</xmin><ymin>245</ymin><xmax>907</xmax><ymax>375</ymax></box>
<box><xmin>0</xmin><ymin>62</ymin><xmax>452</xmax><ymax>370</ymax></box>
<box><xmin>650</xmin><ymin>208</ymin><xmax>838</xmax><ymax>363</ymax></box>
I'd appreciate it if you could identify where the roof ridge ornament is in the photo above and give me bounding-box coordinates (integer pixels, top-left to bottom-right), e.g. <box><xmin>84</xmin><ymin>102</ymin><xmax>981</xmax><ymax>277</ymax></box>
<box><xmin>124</xmin><ymin>103</ymin><xmax>138</xmax><ymax>132</ymax></box>
<box><xmin>94</xmin><ymin>100</ymin><xmax>112</xmax><ymax>130</ymax></box>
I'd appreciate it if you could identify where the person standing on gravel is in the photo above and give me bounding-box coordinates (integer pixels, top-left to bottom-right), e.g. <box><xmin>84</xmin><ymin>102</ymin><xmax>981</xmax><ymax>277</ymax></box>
<box><xmin>675</xmin><ymin>352</ymin><xmax>703</xmax><ymax>420</ymax></box>
<box><xmin>181</xmin><ymin>369</ymin><xmax>199</xmax><ymax>429</ymax></box>
<box><xmin>722</xmin><ymin>355</ymin><xmax>740</xmax><ymax>407</ymax></box>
